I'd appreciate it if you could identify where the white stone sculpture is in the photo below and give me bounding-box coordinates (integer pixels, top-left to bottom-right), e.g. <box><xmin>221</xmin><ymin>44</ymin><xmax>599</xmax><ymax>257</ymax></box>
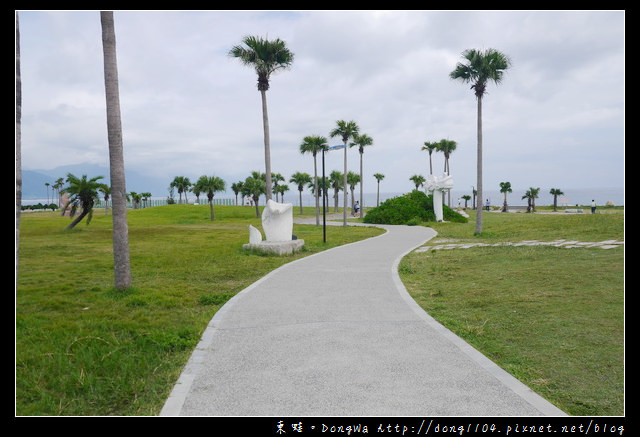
<box><xmin>248</xmin><ymin>224</ymin><xmax>263</xmax><ymax>244</ymax></box>
<box><xmin>243</xmin><ymin>199</ymin><xmax>304</xmax><ymax>255</ymax></box>
<box><xmin>261</xmin><ymin>199</ymin><xmax>293</xmax><ymax>242</ymax></box>
<box><xmin>426</xmin><ymin>174</ymin><xmax>454</xmax><ymax>222</ymax></box>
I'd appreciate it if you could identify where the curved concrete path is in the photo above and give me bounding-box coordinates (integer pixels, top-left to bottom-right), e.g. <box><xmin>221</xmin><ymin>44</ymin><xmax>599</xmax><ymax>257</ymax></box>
<box><xmin>160</xmin><ymin>221</ymin><xmax>565</xmax><ymax>416</ymax></box>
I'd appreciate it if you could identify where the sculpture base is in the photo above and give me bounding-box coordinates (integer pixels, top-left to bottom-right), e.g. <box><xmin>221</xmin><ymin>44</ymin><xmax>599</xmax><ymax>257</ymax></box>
<box><xmin>243</xmin><ymin>239</ymin><xmax>305</xmax><ymax>256</ymax></box>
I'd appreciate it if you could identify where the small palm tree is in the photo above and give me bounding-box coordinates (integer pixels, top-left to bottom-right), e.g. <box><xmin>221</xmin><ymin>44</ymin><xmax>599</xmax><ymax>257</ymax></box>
<box><xmin>231</xmin><ymin>181</ymin><xmax>244</xmax><ymax>206</ymax></box>
<box><xmin>242</xmin><ymin>174</ymin><xmax>266</xmax><ymax>218</ymax></box>
<box><xmin>141</xmin><ymin>192</ymin><xmax>152</xmax><ymax>208</ymax></box>
<box><xmin>499</xmin><ymin>181</ymin><xmax>512</xmax><ymax>212</ymax></box>
<box><xmin>299</xmin><ymin>135</ymin><xmax>328</xmax><ymax>225</ymax></box>
<box><xmin>373</xmin><ymin>173</ymin><xmax>385</xmax><ymax>206</ymax></box>
<box><xmin>550</xmin><ymin>188</ymin><xmax>564</xmax><ymax>211</ymax></box>
<box><xmin>461</xmin><ymin>194</ymin><xmax>471</xmax><ymax>209</ymax></box>
<box><xmin>421</xmin><ymin>141</ymin><xmax>438</xmax><ymax>175</ymax></box>
<box><xmin>129</xmin><ymin>191</ymin><xmax>142</xmax><ymax>209</ymax></box>
<box><xmin>330</xmin><ymin>120</ymin><xmax>360</xmax><ymax>226</ymax></box>
<box><xmin>170</xmin><ymin>176</ymin><xmax>192</xmax><ymax>204</ymax></box>
<box><xmin>61</xmin><ymin>173</ymin><xmax>106</xmax><ymax>230</ymax></box>
<box><xmin>522</xmin><ymin>187</ymin><xmax>540</xmax><ymax>213</ymax></box>
<box><xmin>437</xmin><ymin>138</ymin><xmax>457</xmax><ymax>206</ymax></box>
<box><xmin>274</xmin><ymin>184</ymin><xmax>289</xmax><ymax>203</ymax></box>
<box><xmin>450</xmin><ymin>48</ymin><xmax>511</xmax><ymax>234</ymax></box>
<box><xmin>329</xmin><ymin>170</ymin><xmax>343</xmax><ymax>212</ymax></box>
<box><xmin>289</xmin><ymin>172</ymin><xmax>312</xmax><ymax>214</ymax></box>
<box><xmin>410</xmin><ymin>174</ymin><xmax>426</xmax><ymax>190</ymax></box>
<box><xmin>271</xmin><ymin>172</ymin><xmax>285</xmax><ymax>202</ymax></box>
<box><xmin>99</xmin><ymin>185</ymin><xmax>111</xmax><ymax>214</ymax></box>
<box><xmin>347</xmin><ymin>171</ymin><xmax>360</xmax><ymax>215</ymax></box>
<box><xmin>198</xmin><ymin>175</ymin><xmax>226</xmax><ymax>221</ymax></box>
<box><xmin>229</xmin><ymin>35</ymin><xmax>294</xmax><ymax>201</ymax></box>
<box><xmin>349</xmin><ymin>132</ymin><xmax>373</xmax><ymax>214</ymax></box>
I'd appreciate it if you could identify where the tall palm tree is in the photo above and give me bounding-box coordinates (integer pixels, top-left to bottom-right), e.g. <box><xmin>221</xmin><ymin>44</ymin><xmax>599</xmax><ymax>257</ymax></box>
<box><xmin>275</xmin><ymin>184</ymin><xmax>289</xmax><ymax>203</ymax></box>
<box><xmin>550</xmin><ymin>188</ymin><xmax>564</xmax><ymax>212</ymax></box>
<box><xmin>499</xmin><ymin>181</ymin><xmax>512</xmax><ymax>212</ymax></box>
<box><xmin>61</xmin><ymin>173</ymin><xmax>105</xmax><ymax>230</ymax></box>
<box><xmin>289</xmin><ymin>172</ymin><xmax>312</xmax><ymax>214</ymax></box>
<box><xmin>373</xmin><ymin>173</ymin><xmax>385</xmax><ymax>207</ymax></box>
<box><xmin>349</xmin><ymin>133</ymin><xmax>373</xmax><ymax>215</ymax></box>
<box><xmin>170</xmin><ymin>176</ymin><xmax>191</xmax><ymax>204</ymax></box>
<box><xmin>101</xmin><ymin>11</ymin><xmax>131</xmax><ymax>290</ymax></box>
<box><xmin>198</xmin><ymin>175</ymin><xmax>226</xmax><ymax>221</ymax></box>
<box><xmin>347</xmin><ymin>171</ymin><xmax>360</xmax><ymax>215</ymax></box>
<box><xmin>421</xmin><ymin>141</ymin><xmax>438</xmax><ymax>175</ymax></box>
<box><xmin>410</xmin><ymin>174</ymin><xmax>426</xmax><ymax>190</ymax></box>
<box><xmin>16</xmin><ymin>12</ymin><xmax>22</xmax><ymax>276</ymax></box>
<box><xmin>271</xmin><ymin>172</ymin><xmax>285</xmax><ymax>202</ymax></box>
<box><xmin>329</xmin><ymin>120</ymin><xmax>359</xmax><ymax>227</ymax></box>
<box><xmin>53</xmin><ymin>177</ymin><xmax>65</xmax><ymax>207</ymax></box>
<box><xmin>229</xmin><ymin>35</ymin><xmax>294</xmax><ymax>201</ymax></box>
<box><xmin>99</xmin><ymin>185</ymin><xmax>110</xmax><ymax>214</ymax></box>
<box><xmin>299</xmin><ymin>135</ymin><xmax>328</xmax><ymax>225</ymax></box>
<box><xmin>450</xmin><ymin>48</ymin><xmax>511</xmax><ymax>234</ymax></box>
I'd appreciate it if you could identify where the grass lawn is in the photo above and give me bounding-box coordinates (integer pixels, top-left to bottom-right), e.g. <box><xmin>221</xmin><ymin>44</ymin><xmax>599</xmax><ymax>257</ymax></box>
<box><xmin>16</xmin><ymin>204</ymin><xmax>384</xmax><ymax>416</ymax></box>
<box><xmin>398</xmin><ymin>209</ymin><xmax>624</xmax><ymax>416</ymax></box>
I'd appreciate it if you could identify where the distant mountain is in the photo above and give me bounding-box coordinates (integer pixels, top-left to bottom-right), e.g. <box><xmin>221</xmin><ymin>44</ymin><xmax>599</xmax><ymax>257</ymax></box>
<box><xmin>20</xmin><ymin>164</ymin><xmax>171</xmax><ymax>200</ymax></box>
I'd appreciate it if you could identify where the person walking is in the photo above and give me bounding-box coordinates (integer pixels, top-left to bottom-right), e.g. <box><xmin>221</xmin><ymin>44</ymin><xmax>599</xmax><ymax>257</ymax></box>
<box><xmin>591</xmin><ymin>199</ymin><xmax>597</xmax><ymax>214</ymax></box>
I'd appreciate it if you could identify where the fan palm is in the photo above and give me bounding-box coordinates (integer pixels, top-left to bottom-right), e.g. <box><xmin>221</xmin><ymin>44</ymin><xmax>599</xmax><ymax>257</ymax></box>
<box><xmin>349</xmin><ymin>133</ymin><xmax>373</xmax><ymax>214</ymax></box>
<box><xmin>329</xmin><ymin>120</ymin><xmax>359</xmax><ymax>226</ymax></box>
<box><xmin>346</xmin><ymin>171</ymin><xmax>361</xmax><ymax>214</ymax></box>
<box><xmin>550</xmin><ymin>188</ymin><xmax>564</xmax><ymax>212</ymax></box>
<box><xmin>421</xmin><ymin>141</ymin><xmax>438</xmax><ymax>175</ymax></box>
<box><xmin>450</xmin><ymin>48</ymin><xmax>511</xmax><ymax>234</ymax></box>
<box><xmin>373</xmin><ymin>173</ymin><xmax>385</xmax><ymax>207</ymax></box>
<box><xmin>197</xmin><ymin>175</ymin><xmax>226</xmax><ymax>221</ymax></box>
<box><xmin>170</xmin><ymin>176</ymin><xmax>191</xmax><ymax>204</ymax></box>
<box><xmin>61</xmin><ymin>173</ymin><xmax>106</xmax><ymax>230</ymax></box>
<box><xmin>229</xmin><ymin>35</ymin><xmax>294</xmax><ymax>201</ymax></box>
<box><xmin>289</xmin><ymin>172</ymin><xmax>312</xmax><ymax>214</ymax></box>
<box><xmin>299</xmin><ymin>135</ymin><xmax>328</xmax><ymax>225</ymax></box>
<box><xmin>242</xmin><ymin>174</ymin><xmax>266</xmax><ymax>218</ymax></box>
<box><xmin>410</xmin><ymin>174</ymin><xmax>426</xmax><ymax>190</ymax></box>
<box><xmin>499</xmin><ymin>181</ymin><xmax>512</xmax><ymax>212</ymax></box>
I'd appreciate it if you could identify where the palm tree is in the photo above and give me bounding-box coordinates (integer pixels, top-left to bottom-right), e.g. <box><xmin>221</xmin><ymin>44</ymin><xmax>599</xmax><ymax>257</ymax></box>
<box><xmin>101</xmin><ymin>11</ymin><xmax>131</xmax><ymax>290</ymax></box>
<box><xmin>229</xmin><ymin>35</ymin><xmax>294</xmax><ymax>201</ymax></box>
<box><xmin>373</xmin><ymin>173</ymin><xmax>385</xmax><ymax>206</ymax></box>
<box><xmin>330</xmin><ymin>120</ymin><xmax>359</xmax><ymax>227</ymax></box>
<box><xmin>329</xmin><ymin>170</ymin><xmax>343</xmax><ymax>212</ymax></box>
<box><xmin>198</xmin><ymin>175</ymin><xmax>226</xmax><ymax>221</ymax></box>
<box><xmin>421</xmin><ymin>141</ymin><xmax>438</xmax><ymax>175</ymax></box>
<box><xmin>499</xmin><ymin>181</ymin><xmax>512</xmax><ymax>212</ymax></box>
<box><xmin>16</xmin><ymin>12</ymin><xmax>22</xmax><ymax>276</ymax></box>
<box><xmin>275</xmin><ymin>184</ymin><xmax>289</xmax><ymax>203</ymax></box>
<box><xmin>349</xmin><ymin>133</ymin><xmax>373</xmax><ymax>215</ymax></box>
<box><xmin>289</xmin><ymin>172</ymin><xmax>312</xmax><ymax>214</ymax></box>
<box><xmin>299</xmin><ymin>135</ymin><xmax>328</xmax><ymax>225</ymax></box>
<box><xmin>347</xmin><ymin>171</ymin><xmax>360</xmax><ymax>215</ymax></box>
<box><xmin>242</xmin><ymin>174</ymin><xmax>266</xmax><ymax>218</ymax></box>
<box><xmin>437</xmin><ymin>138</ymin><xmax>457</xmax><ymax>206</ymax></box>
<box><xmin>271</xmin><ymin>172</ymin><xmax>285</xmax><ymax>202</ymax></box>
<box><xmin>170</xmin><ymin>176</ymin><xmax>191</xmax><ymax>204</ymax></box>
<box><xmin>99</xmin><ymin>185</ymin><xmax>110</xmax><ymax>214</ymax></box>
<box><xmin>191</xmin><ymin>182</ymin><xmax>202</xmax><ymax>204</ymax></box>
<box><xmin>410</xmin><ymin>174</ymin><xmax>426</xmax><ymax>190</ymax></box>
<box><xmin>549</xmin><ymin>188</ymin><xmax>564</xmax><ymax>212</ymax></box>
<box><xmin>61</xmin><ymin>173</ymin><xmax>105</xmax><ymax>230</ymax></box>
<box><xmin>231</xmin><ymin>181</ymin><xmax>244</xmax><ymax>205</ymax></box>
<box><xmin>461</xmin><ymin>194</ymin><xmax>471</xmax><ymax>209</ymax></box>
<box><xmin>522</xmin><ymin>187</ymin><xmax>540</xmax><ymax>213</ymax></box>
<box><xmin>45</xmin><ymin>182</ymin><xmax>50</xmax><ymax>204</ymax></box>
<box><xmin>129</xmin><ymin>191</ymin><xmax>141</xmax><ymax>209</ymax></box>
<box><xmin>450</xmin><ymin>48</ymin><xmax>511</xmax><ymax>234</ymax></box>
<box><xmin>53</xmin><ymin>177</ymin><xmax>64</xmax><ymax>207</ymax></box>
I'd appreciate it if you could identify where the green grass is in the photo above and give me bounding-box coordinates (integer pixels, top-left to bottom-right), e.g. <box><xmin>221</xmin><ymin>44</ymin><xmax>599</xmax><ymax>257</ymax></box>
<box><xmin>399</xmin><ymin>209</ymin><xmax>624</xmax><ymax>416</ymax></box>
<box><xmin>16</xmin><ymin>204</ymin><xmax>384</xmax><ymax>416</ymax></box>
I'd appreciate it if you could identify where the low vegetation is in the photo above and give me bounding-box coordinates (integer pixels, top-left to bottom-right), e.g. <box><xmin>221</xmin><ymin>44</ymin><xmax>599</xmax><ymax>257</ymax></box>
<box><xmin>363</xmin><ymin>190</ymin><xmax>467</xmax><ymax>225</ymax></box>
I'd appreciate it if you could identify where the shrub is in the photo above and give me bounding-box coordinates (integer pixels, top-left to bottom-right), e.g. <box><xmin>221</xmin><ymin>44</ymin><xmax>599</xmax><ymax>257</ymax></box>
<box><xmin>363</xmin><ymin>190</ymin><xmax>467</xmax><ymax>225</ymax></box>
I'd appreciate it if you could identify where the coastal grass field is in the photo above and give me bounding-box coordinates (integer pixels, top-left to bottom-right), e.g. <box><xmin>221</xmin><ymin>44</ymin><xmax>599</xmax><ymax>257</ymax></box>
<box><xmin>398</xmin><ymin>208</ymin><xmax>624</xmax><ymax>416</ymax></box>
<box><xmin>15</xmin><ymin>204</ymin><xmax>384</xmax><ymax>416</ymax></box>
<box><xmin>16</xmin><ymin>203</ymin><xmax>623</xmax><ymax>416</ymax></box>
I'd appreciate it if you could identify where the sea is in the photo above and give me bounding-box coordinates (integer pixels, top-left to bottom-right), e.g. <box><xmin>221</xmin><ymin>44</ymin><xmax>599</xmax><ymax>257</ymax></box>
<box><xmin>21</xmin><ymin>187</ymin><xmax>624</xmax><ymax>208</ymax></box>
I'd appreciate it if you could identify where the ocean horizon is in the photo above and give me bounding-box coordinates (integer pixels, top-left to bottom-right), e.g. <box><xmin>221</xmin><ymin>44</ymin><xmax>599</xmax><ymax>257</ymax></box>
<box><xmin>22</xmin><ymin>187</ymin><xmax>624</xmax><ymax>208</ymax></box>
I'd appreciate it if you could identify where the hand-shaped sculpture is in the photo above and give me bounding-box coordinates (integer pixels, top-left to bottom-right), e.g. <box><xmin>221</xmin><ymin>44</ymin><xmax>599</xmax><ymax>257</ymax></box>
<box><xmin>261</xmin><ymin>199</ymin><xmax>294</xmax><ymax>242</ymax></box>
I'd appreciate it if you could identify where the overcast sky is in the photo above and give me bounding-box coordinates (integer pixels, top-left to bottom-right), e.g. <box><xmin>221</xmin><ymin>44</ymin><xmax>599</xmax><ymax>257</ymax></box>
<box><xmin>17</xmin><ymin>10</ymin><xmax>625</xmax><ymax>197</ymax></box>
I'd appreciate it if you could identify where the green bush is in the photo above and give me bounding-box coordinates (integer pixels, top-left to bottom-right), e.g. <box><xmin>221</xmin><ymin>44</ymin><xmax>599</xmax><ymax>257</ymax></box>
<box><xmin>363</xmin><ymin>190</ymin><xmax>467</xmax><ymax>225</ymax></box>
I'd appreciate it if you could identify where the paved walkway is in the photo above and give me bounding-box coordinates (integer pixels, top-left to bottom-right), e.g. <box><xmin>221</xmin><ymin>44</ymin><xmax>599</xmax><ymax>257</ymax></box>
<box><xmin>160</xmin><ymin>218</ymin><xmax>566</xmax><ymax>416</ymax></box>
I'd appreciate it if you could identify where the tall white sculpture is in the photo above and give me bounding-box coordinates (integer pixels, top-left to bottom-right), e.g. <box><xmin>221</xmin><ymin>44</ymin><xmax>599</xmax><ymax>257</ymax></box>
<box><xmin>426</xmin><ymin>174</ymin><xmax>454</xmax><ymax>222</ymax></box>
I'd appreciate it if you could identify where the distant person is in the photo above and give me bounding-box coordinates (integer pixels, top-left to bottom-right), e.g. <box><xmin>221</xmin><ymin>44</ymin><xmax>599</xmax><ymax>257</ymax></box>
<box><xmin>485</xmin><ymin>199</ymin><xmax>490</xmax><ymax>211</ymax></box>
<box><xmin>354</xmin><ymin>201</ymin><xmax>360</xmax><ymax>217</ymax></box>
<box><xmin>591</xmin><ymin>199</ymin><xmax>596</xmax><ymax>214</ymax></box>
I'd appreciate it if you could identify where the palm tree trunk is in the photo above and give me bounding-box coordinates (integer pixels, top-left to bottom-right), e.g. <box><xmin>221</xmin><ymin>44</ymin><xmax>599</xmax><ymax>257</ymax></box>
<box><xmin>16</xmin><ymin>12</ymin><xmax>22</xmax><ymax>277</ymax></box>
<box><xmin>376</xmin><ymin>181</ymin><xmax>380</xmax><ymax>207</ymax></box>
<box><xmin>342</xmin><ymin>142</ymin><xmax>347</xmax><ymax>227</ymax></box>
<box><xmin>209</xmin><ymin>201</ymin><xmax>215</xmax><ymax>221</ymax></box>
<box><xmin>359</xmin><ymin>151</ymin><xmax>363</xmax><ymax>216</ymax></box>
<box><xmin>66</xmin><ymin>208</ymin><xmax>89</xmax><ymax>230</ymax></box>
<box><xmin>313</xmin><ymin>155</ymin><xmax>319</xmax><ymax>225</ymax></box>
<box><xmin>475</xmin><ymin>95</ymin><xmax>484</xmax><ymax>235</ymax></box>
<box><xmin>260</xmin><ymin>90</ymin><xmax>273</xmax><ymax>201</ymax></box>
<box><xmin>101</xmin><ymin>11</ymin><xmax>132</xmax><ymax>290</ymax></box>
<box><xmin>298</xmin><ymin>189</ymin><xmax>303</xmax><ymax>215</ymax></box>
